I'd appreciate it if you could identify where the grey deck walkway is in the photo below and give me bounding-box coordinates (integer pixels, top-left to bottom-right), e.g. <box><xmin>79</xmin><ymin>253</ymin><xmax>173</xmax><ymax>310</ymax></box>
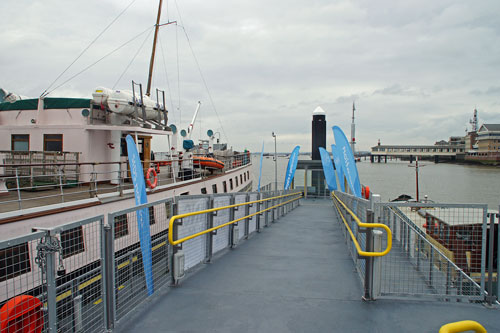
<box><xmin>116</xmin><ymin>198</ymin><xmax>499</xmax><ymax>332</ymax></box>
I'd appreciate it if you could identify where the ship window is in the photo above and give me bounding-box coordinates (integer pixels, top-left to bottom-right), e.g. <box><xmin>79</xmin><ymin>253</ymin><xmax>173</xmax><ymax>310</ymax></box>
<box><xmin>240</xmin><ymin>174</ymin><xmax>243</xmax><ymax>184</ymax></box>
<box><xmin>11</xmin><ymin>134</ymin><xmax>29</xmax><ymax>151</ymax></box>
<box><xmin>0</xmin><ymin>242</ymin><xmax>31</xmax><ymax>282</ymax></box>
<box><xmin>247</xmin><ymin>171</ymin><xmax>249</xmax><ymax>179</ymax></box>
<box><xmin>235</xmin><ymin>177</ymin><xmax>239</xmax><ymax>187</ymax></box>
<box><xmin>61</xmin><ymin>226</ymin><xmax>85</xmax><ymax>258</ymax></box>
<box><xmin>223</xmin><ymin>181</ymin><xmax>228</xmax><ymax>193</ymax></box>
<box><xmin>180</xmin><ymin>192</ymin><xmax>189</xmax><ymax>196</ymax></box>
<box><xmin>149</xmin><ymin>206</ymin><xmax>156</xmax><ymax>225</ymax></box>
<box><xmin>201</xmin><ymin>187</ymin><xmax>207</xmax><ymax>194</ymax></box>
<box><xmin>114</xmin><ymin>214</ymin><xmax>129</xmax><ymax>239</ymax></box>
<box><xmin>244</xmin><ymin>173</ymin><xmax>246</xmax><ymax>182</ymax></box>
<box><xmin>44</xmin><ymin>134</ymin><xmax>63</xmax><ymax>152</ymax></box>
<box><xmin>212</xmin><ymin>184</ymin><xmax>217</xmax><ymax>193</ymax></box>
<box><xmin>229</xmin><ymin>179</ymin><xmax>233</xmax><ymax>190</ymax></box>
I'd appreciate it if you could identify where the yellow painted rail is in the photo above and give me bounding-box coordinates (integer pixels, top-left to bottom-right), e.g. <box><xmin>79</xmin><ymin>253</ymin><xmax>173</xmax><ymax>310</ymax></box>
<box><xmin>439</xmin><ymin>320</ymin><xmax>486</xmax><ymax>333</ymax></box>
<box><xmin>332</xmin><ymin>192</ymin><xmax>392</xmax><ymax>257</ymax></box>
<box><xmin>168</xmin><ymin>192</ymin><xmax>303</xmax><ymax>246</ymax></box>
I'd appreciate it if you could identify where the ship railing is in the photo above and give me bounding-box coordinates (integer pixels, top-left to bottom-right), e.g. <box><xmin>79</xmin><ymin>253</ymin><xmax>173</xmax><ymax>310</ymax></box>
<box><xmin>332</xmin><ymin>192</ymin><xmax>392</xmax><ymax>301</ymax></box>
<box><xmin>0</xmin><ymin>157</ymin><xmax>210</xmax><ymax>213</ymax></box>
<box><xmin>334</xmin><ymin>190</ymin><xmax>497</xmax><ymax>303</ymax></box>
<box><xmin>0</xmin><ymin>189</ymin><xmax>300</xmax><ymax>332</ymax></box>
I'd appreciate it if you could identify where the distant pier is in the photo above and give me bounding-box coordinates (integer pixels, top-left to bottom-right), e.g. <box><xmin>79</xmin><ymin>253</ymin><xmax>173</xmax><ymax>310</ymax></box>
<box><xmin>370</xmin><ymin>144</ymin><xmax>465</xmax><ymax>163</ymax></box>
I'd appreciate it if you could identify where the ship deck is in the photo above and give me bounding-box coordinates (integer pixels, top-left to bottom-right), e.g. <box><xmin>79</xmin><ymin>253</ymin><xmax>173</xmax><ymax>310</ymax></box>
<box><xmin>115</xmin><ymin>198</ymin><xmax>499</xmax><ymax>332</ymax></box>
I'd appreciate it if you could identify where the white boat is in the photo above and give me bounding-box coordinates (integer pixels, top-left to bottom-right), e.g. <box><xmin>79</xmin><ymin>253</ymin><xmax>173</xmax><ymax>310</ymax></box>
<box><xmin>0</xmin><ymin>1</ymin><xmax>253</xmax><ymax>241</ymax></box>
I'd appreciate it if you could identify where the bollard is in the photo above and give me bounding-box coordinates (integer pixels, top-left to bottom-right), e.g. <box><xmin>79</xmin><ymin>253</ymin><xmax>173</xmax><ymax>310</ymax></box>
<box><xmin>74</xmin><ymin>295</ymin><xmax>83</xmax><ymax>332</ymax></box>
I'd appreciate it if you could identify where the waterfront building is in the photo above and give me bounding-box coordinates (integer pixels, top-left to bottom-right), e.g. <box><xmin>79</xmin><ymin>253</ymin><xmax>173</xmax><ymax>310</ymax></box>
<box><xmin>465</xmin><ymin>124</ymin><xmax>500</xmax><ymax>164</ymax></box>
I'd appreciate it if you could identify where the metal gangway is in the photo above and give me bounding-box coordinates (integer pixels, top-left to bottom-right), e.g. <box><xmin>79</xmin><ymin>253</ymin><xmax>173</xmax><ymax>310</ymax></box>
<box><xmin>1</xmin><ymin>191</ymin><xmax>499</xmax><ymax>332</ymax></box>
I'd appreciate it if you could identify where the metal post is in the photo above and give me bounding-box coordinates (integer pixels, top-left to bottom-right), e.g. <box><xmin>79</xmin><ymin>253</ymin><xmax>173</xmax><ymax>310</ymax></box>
<box><xmin>44</xmin><ymin>234</ymin><xmax>58</xmax><ymax>332</ymax></box>
<box><xmin>363</xmin><ymin>210</ymin><xmax>374</xmax><ymax>301</ymax></box>
<box><xmin>244</xmin><ymin>194</ymin><xmax>250</xmax><ymax>239</ymax></box>
<box><xmin>229</xmin><ymin>195</ymin><xmax>236</xmax><ymax>247</ymax></box>
<box><xmin>118</xmin><ymin>162</ymin><xmax>123</xmax><ymax>196</ymax></box>
<box><xmin>256</xmin><ymin>193</ymin><xmax>261</xmax><ymax>232</ymax></box>
<box><xmin>265</xmin><ymin>195</ymin><xmax>269</xmax><ymax>227</ymax></box>
<box><xmin>102</xmin><ymin>222</ymin><xmax>115</xmax><ymax>331</ymax></box>
<box><xmin>58</xmin><ymin>168</ymin><xmax>64</xmax><ymax>203</ymax></box>
<box><xmin>274</xmin><ymin>138</ymin><xmax>278</xmax><ymax>191</ymax></box>
<box><xmin>73</xmin><ymin>295</ymin><xmax>83</xmax><ymax>332</ymax></box>
<box><xmin>15</xmin><ymin>168</ymin><xmax>22</xmax><ymax>210</ymax></box>
<box><xmin>486</xmin><ymin>213</ymin><xmax>496</xmax><ymax>305</ymax></box>
<box><xmin>373</xmin><ymin>230</ymin><xmax>383</xmax><ymax>299</ymax></box>
<box><xmin>206</xmin><ymin>197</ymin><xmax>214</xmax><ymax>262</ymax></box>
<box><xmin>429</xmin><ymin>247</ymin><xmax>434</xmax><ymax>286</ymax></box>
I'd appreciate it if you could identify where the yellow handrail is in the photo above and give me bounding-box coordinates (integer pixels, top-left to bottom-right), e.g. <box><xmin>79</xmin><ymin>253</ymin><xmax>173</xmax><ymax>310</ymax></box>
<box><xmin>439</xmin><ymin>320</ymin><xmax>487</xmax><ymax>333</ymax></box>
<box><xmin>168</xmin><ymin>192</ymin><xmax>303</xmax><ymax>246</ymax></box>
<box><xmin>332</xmin><ymin>192</ymin><xmax>392</xmax><ymax>257</ymax></box>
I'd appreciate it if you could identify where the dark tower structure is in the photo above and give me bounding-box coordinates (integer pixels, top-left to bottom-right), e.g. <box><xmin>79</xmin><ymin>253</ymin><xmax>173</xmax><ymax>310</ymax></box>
<box><xmin>311</xmin><ymin>106</ymin><xmax>326</xmax><ymax>196</ymax></box>
<box><xmin>311</xmin><ymin>106</ymin><xmax>326</xmax><ymax>160</ymax></box>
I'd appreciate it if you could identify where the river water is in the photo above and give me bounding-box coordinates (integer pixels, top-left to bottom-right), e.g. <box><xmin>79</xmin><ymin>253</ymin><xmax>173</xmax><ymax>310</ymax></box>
<box><xmin>251</xmin><ymin>155</ymin><xmax>500</xmax><ymax>209</ymax></box>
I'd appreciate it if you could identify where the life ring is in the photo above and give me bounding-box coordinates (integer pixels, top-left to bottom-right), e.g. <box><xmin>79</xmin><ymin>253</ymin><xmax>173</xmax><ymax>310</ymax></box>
<box><xmin>146</xmin><ymin>168</ymin><xmax>158</xmax><ymax>189</ymax></box>
<box><xmin>364</xmin><ymin>186</ymin><xmax>370</xmax><ymax>199</ymax></box>
<box><xmin>0</xmin><ymin>295</ymin><xmax>43</xmax><ymax>333</ymax></box>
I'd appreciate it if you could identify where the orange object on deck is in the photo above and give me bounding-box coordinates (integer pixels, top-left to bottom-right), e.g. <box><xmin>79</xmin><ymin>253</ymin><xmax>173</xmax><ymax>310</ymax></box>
<box><xmin>0</xmin><ymin>295</ymin><xmax>43</xmax><ymax>333</ymax></box>
<box><xmin>194</xmin><ymin>157</ymin><xmax>225</xmax><ymax>170</ymax></box>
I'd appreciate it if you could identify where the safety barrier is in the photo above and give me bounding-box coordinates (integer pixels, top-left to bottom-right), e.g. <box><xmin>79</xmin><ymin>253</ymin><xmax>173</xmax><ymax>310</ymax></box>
<box><xmin>374</xmin><ymin>203</ymin><xmax>495</xmax><ymax>302</ymax></box>
<box><xmin>0</xmin><ymin>189</ymin><xmax>301</xmax><ymax>332</ymax></box>
<box><xmin>332</xmin><ymin>191</ymin><xmax>392</xmax><ymax>300</ymax></box>
<box><xmin>335</xmin><ymin>190</ymin><xmax>497</xmax><ymax>303</ymax></box>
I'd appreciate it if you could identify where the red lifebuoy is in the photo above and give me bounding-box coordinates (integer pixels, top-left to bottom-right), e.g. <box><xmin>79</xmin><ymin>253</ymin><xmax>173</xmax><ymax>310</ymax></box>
<box><xmin>364</xmin><ymin>186</ymin><xmax>370</xmax><ymax>199</ymax></box>
<box><xmin>0</xmin><ymin>295</ymin><xmax>43</xmax><ymax>333</ymax></box>
<box><xmin>146</xmin><ymin>168</ymin><xmax>158</xmax><ymax>189</ymax></box>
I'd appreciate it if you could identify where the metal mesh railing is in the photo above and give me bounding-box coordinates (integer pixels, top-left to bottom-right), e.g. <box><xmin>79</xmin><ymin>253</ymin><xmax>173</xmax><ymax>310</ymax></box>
<box><xmin>0</xmin><ymin>216</ymin><xmax>105</xmax><ymax>333</ymax></box>
<box><xmin>0</xmin><ymin>189</ymin><xmax>300</xmax><ymax>332</ymax></box>
<box><xmin>334</xmin><ymin>192</ymin><xmax>494</xmax><ymax>302</ymax></box>
<box><xmin>375</xmin><ymin>203</ymin><xmax>488</xmax><ymax>301</ymax></box>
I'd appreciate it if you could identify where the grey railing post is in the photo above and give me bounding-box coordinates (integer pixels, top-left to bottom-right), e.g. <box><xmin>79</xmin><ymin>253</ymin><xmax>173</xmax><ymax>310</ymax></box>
<box><xmin>103</xmin><ymin>222</ymin><xmax>115</xmax><ymax>330</ymax></box>
<box><xmin>372</xmin><ymin>230</ymin><xmax>383</xmax><ymax>299</ymax></box>
<box><xmin>206</xmin><ymin>196</ymin><xmax>214</xmax><ymax>262</ymax></box>
<box><xmin>45</xmin><ymin>233</ymin><xmax>58</xmax><ymax>332</ymax></box>
<box><xmin>256</xmin><ymin>193</ymin><xmax>261</xmax><ymax>232</ymax></box>
<box><xmin>73</xmin><ymin>295</ymin><xmax>83</xmax><ymax>332</ymax></box>
<box><xmin>15</xmin><ymin>168</ymin><xmax>22</xmax><ymax>210</ymax></box>
<box><xmin>363</xmin><ymin>210</ymin><xmax>374</xmax><ymax>301</ymax></box>
<box><xmin>229</xmin><ymin>195</ymin><xmax>237</xmax><ymax>247</ymax></box>
<box><xmin>244</xmin><ymin>193</ymin><xmax>250</xmax><ymax>239</ymax></box>
<box><xmin>265</xmin><ymin>194</ymin><xmax>269</xmax><ymax>227</ymax></box>
<box><xmin>486</xmin><ymin>213</ymin><xmax>496</xmax><ymax>306</ymax></box>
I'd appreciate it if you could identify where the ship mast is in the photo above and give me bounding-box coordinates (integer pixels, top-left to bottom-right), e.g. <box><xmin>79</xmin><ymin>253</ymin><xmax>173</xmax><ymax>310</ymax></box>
<box><xmin>146</xmin><ymin>0</ymin><xmax>164</xmax><ymax>97</ymax></box>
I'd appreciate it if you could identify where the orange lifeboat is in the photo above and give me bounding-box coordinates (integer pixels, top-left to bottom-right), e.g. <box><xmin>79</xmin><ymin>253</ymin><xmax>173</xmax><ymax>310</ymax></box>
<box><xmin>193</xmin><ymin>156</ymin><xmax>225</xmax><ymax>170</ymax></box>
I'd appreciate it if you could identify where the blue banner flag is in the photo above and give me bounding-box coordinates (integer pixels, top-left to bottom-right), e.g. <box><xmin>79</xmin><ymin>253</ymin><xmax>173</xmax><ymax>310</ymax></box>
<box><xmin>319</xmin><ymin>147</ymin><xmax>337</xmax><ymax>192</ymax></box>
<box><xmin>258</xmin><ymin>142</ymin><xmax>264</xmax><ymax>192</ymax></box>
<box><xmin>126</xmin><ymin>135</ymin><xmax>154</xmax><ymax>295</ymax></box>
<box><xmin>332</xmin><ymin>126</ymin><xmax>362</xmax><ymax>198</ymax></box>
<box><xmin>331</xmin><ymin>144</ymin><xmax>345</xmax><ymax>192</ymax></box>
<box><xmin>284</xmin><ymin>145</ymin><xmax>300</xmax><ymax>190</ymax></box>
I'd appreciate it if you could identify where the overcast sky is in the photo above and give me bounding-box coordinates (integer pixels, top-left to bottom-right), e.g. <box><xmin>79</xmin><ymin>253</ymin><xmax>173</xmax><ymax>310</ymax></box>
<box><xmin>1</xmin><ymin>0</ymin><xmax>499</xmax><ymax>152</ymax></box>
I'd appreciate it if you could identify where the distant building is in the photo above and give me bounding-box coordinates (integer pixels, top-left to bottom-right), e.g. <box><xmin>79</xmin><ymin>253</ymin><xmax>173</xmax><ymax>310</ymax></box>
<box><xmin>465</xmin><ymin>124</ymin><xmax>500</xmax><ymax>165</ymax></box>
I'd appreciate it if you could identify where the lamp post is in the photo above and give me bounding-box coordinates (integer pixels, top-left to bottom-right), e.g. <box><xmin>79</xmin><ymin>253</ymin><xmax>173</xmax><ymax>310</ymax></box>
<box><xmin>272</xmin><ymin>132</ymin><xmax>277</xmax><ymax>190</ymax></box>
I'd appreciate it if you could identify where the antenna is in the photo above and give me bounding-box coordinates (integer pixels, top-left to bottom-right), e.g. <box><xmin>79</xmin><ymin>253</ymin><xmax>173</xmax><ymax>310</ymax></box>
<box><xmin>350</xmin><ymin>102</ymin><xmax>356</xmax><ymax>155</ymax></box>
<box><xmin>469</xmin><ymin>108</ymin><xmax>478</xmax><ymax>132</ymax></box>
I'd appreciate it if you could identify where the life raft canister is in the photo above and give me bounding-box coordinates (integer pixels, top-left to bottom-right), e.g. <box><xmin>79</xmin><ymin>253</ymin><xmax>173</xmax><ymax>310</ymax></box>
<box><xmin>146</xmin><ymin>168</ymin><xmax>158</xmax><ymax>189</ymax></box>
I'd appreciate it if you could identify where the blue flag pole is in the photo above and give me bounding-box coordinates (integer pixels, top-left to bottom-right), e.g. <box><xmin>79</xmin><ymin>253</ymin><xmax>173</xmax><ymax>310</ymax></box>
<box><xmin>284</xmin><ymin>146</ymin><xmax>300</xmax><ymax>190</ymax></box>
<box><xmin>319</xmin><ymin>147</ymin><xmax>337</xmax><ymax>192</ymax></box>
<box><xmin>125</xmin><ymin>135</ymin><xmax>154</xmax><ymax>295</ymax></box>
<box><xmin>332</xmin><ymin>126</ymin><xmax>362</xmax><ymax>198</ymax></box>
